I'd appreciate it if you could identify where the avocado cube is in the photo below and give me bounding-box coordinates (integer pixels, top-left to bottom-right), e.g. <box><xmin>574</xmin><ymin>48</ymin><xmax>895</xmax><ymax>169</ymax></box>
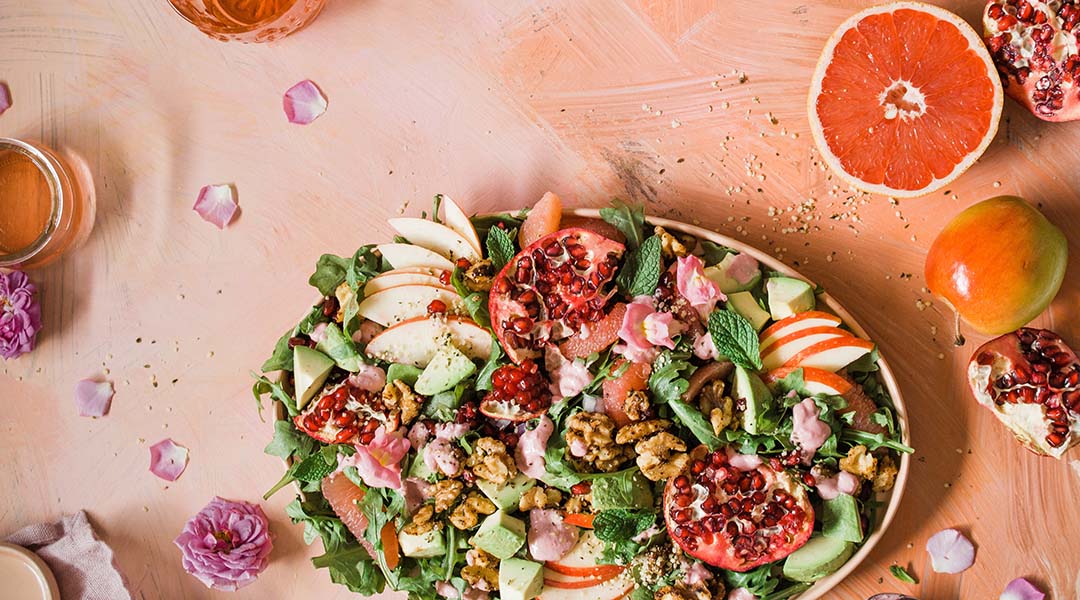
<box><xmin>398</xmin><ymin>529</ymin><xmax>446</xmax><ymax>558</ymax></box>
<box><xmin>765</xmin><ymin>277</ymin><xmax>815</xmax><ymax>321</ymax></box>
<box><xmin>499</xmin><ymin>558</ymin><xmax>544</xmax><ymax>600</ymax></box>
<box><xmin>415</xmin><ymin>345</ymin><xmax>476</xmax><ymax>395</ymax></box>
<box><xmin>733</xmin><ymin>365</ymin><xmax>774</xmax><ymax>435</ymax></box>
<box><xmin>471</xmin><ymin>511</ymin><xmax>526</xmax><ymax>559</ymax></box>
<box><xmin>476</xmin><ymin>473</ymin><xmax>537</xmax><ymax>512</ymax></box>
<box><xmin>821</xmin><ymin>494</ymin><xmax>864</xmax><ymax>543</ymax></box>
<box><xmin>727</xmin><ymin>291</ymin><xmax>771</xmax><ymax>332</ymax></box>
<box><xmin>293</xmin><ymin>346</ymin><xmax>335</xmax><ymax>409</ymax></box>
<box><xmin>782</xmin><ymin>535</ymin><xmax>855</xmax><ymax>582</ymax></box>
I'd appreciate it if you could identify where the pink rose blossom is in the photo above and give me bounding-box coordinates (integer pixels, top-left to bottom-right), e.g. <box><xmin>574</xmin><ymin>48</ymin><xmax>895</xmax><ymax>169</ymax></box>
<box><xmin>616</xmin><ymin>296</ymin><xmax>668</xmax><ymax>363</ymax></box>
<box><xmin>174</xmin><ymin>497</ymin><xmax>272</xmax><ymax>591</ymax></box>
<box><xmin>676</xmin><ymin>255</ymin><xmax>723</xmax><ymax>313</ymax></box>
<box><xmin>0</xmin><ymin>270</ymin><xmax>41</xmax><ymax>360</ymax></box>
<box><xmin>339</xmin><ymin>428</ymin><xmax>410</xmax><ymax>491</ymax></box>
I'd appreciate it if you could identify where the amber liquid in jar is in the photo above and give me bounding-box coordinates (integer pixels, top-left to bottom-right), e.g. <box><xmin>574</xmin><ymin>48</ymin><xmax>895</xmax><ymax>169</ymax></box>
<box><xmin>0</xmin><ymin>149</ymin><xmax>52</xmax><ymax>256</ymax></box>
<box><xmin>169</xmin><ymin>0</ymin><xmax>327</xmax><ymax>42</ymax></box>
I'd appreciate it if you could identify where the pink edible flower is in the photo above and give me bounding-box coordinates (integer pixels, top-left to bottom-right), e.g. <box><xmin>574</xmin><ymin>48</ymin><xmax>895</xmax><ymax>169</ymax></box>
<box><xmin>75</xmin><ymin>378</ymin><xmax>114</xmax><ymax>417</ymax></box>
<box><xmin>0</xmin><ymin>82</ymin><xmax>11</xmax><ymax>115</ymax></box>
<box><xmin>616</xmin><ymin>296</ymin><xmax>671</xmax><ymax>363</ymax></box>
<box><xmin>0</xmin><ymin>270</ymin><xmax>41</xmax><ymax>360</ymax></box>
<box><xmin>926</xmin><ymin>528</ymin><xmax>975</xmax><ymax>574</ymax></box>
<box><xmin>676</xmin><ymin>255</ymin><xmax>724</xmax><ymax>312</ymax></box>
<box><xmin>1001</xmin><ymin>578</ymin><xmax>1045</xmax><ymax>600</ymax></box>
<box><xmin>193</xmin><ymin>184</ymin><xmax>238</xmax><ymax>229</ymax></box>
<box><xmin>340</xmin><ymin>428</ymin><xmax>410</xmax><ymax>491</ymax></box>
<box><xmin>149</xmin><ymin>438</ymin><xmax>189</xmax><ymax>481</ymax></box>
<box><xmin>174</xmin><ymin>497</ymin><xmax>272</xmax><ymax>591</ymax></box>
<box><xmin>283</xmin><ymin>79</ymin><xmax>327</xmax><ymax>125</ymax></box>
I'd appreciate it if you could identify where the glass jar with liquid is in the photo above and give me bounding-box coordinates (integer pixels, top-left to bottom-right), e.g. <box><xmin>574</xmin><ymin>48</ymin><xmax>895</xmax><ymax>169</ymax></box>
<box><xmin>167</xmin><ymin>0</ymin><xmax>328</xmax><ymax>43</ymax></box>
<box><xmin>0</xmin><ymin>138</ymin><xmax>95</xmax><ymax>269</ymax></box>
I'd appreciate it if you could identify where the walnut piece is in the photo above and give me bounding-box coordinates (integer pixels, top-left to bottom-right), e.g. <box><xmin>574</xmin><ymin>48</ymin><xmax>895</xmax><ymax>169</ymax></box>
<box><xmin>654</xmin><ymin>225</ymin><xmax>689</xmax><ymax>259</ymax></box>
<box><xmin>402</xmin><ymin>504</ymin><xmax>439</xmax><ymax>535</ymax></box>
<box><xmin>623</xmin><ymin>390</ymin><xmax>652</xmax><ymax>422</ymax></box>
<box><xmin>654</xmin><ymin>582</ymin><xmax>719</xmax><ymax>600</ymax></box>
<box><xmin>698</xmin><ymin>380</ymin><xmax>736</xmax><ymax>434</ymax></box>
<box><xmin>563</xmin><ymin>493</ymin><xmax>592</xmax><ymax>514</ymax></box>
<box><xmin>463</xmin><ymin>259</ymin><xmax>495</xmax><ymax>292</ymax></box>
<box><xmin>839</xmin><ymin>445</ymin><xmax>878</xmax><ymax>480</ymax></box>
<box><xmin>519</xmin><ymin>486</ymin><xmax>563</xmax><ymax>512</ymax></box>
<box><xmin>615</xmin><ymin>419</ymin><xmax>672</xmax><ymax>445</ymax></box>
<box><xmin>635</xmin><ymin>431</ymin><xmax>690</xmax><ymax>481</ymax></box>
<box><xmin>873</xmin><ymin>454</ymin><xmax>898</xmax><ymax>492</ymax></box>
<box><xmin>565</xmin><ymin>412</ymin><xmax>634</xmax><ymax>473</ymax></box>
<box><xmin>462</xmin><ymin>548</ymin><xmax>500</xmax><ymax>591</ymax></box>
<box><xmin>333</xmin><ymin>282</ymin><xmax>354</xmax><ymax>324</ymax></box>
<box><xmin>431</xmin><ymin>479</ymin><xmax>464</xmax><ymax>513</ymax></box>
<box><xmin>449</xmin><ymin>492</ymin><xmax>497</xmax><ymax>530</ymax></box>
<box><xmin>382</xmin><ymin>380</ymin><xmax>422</xmax><ymax>425</ymax></box>
<box><xmin>466</xmin><ymin>437</ymin><xmax>518</xmax><ymax>485</ymax></box>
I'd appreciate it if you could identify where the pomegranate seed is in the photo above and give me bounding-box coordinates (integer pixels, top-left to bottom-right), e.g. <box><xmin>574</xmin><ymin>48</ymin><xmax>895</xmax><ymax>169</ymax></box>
<box><xmin>322</xmin><ymin>296</ymin><xmax>338</xmax><ymax>317</ymax></box>
<box><xmin>287</xmin><ymin>336</ymin><xmax>309</xmax><ymax>348</ymax></box>
<box><xmin>570</xmin><ymin>482</ymin><xmax>591</xmax><ymax>495</ymax></box>
<box><xmin>438</xmin><ymin>271</ymin><xmax>452</xmax><ymax>285</ymax></box>
<box><xmin>334</xmin><ymin>428</ymin><xmax>357</xmax><ymax>443</ymax></box>
<box><xmin>427</xmin><ymin>299</ymin><xmax>448</xmax><ymax>316</ymax></box>
<box><xmin>674</xmin><ymin>475</ymin><xmax>690</xmax><ymax>489</ymax></box>
<box><xmin>455</xmin><ymin>258</ymin><xmax>472</xmax><ymax>270</ymax></box>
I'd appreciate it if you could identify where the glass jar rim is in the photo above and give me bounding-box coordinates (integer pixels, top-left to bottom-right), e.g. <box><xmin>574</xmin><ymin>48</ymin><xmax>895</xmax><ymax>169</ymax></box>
<box><xmin>166</xmin><ymin>0</ymin><xmax>285</xmax><ymax>35</ymax></box>
<box><xmin>0</xmin><ymin>137</ymin><xmax>63</xmax><ymax>267</ymax></box>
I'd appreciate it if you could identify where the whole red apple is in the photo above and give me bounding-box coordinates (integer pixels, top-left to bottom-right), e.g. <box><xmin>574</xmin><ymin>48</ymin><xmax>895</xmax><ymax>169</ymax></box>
<box><xmin>925</xmin><ymin>196</ymin><xmax>1067</xmax><ymax>338</ymax></box>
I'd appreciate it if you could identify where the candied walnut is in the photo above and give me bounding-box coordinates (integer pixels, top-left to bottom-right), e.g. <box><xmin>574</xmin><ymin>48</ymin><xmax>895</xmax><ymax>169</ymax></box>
<box><xmin>462</xmin><ymin>548</ymin><xmax>499</xmax><ymax>591</ymax></box>
<box><xmin>655</xmin><ymin>581</ymin><xmax>724</xmax><ymax>600</ymax></box>
<box><xmin>565</xmin><ymin>412</ymin><xmax>634</xmax><ymax>473</ymax></box>
<box><xmin>449</xmin><ymin>492</ymin><xmax>496</xmax><ymax>530</ymax></box>
<box><xmin>654</xmin><ymin>225</ymin><xmax>689</xmax><ymax>259</ymax></box>
<box><xmin>333</xmin><ymin>282</ymin><xmax>354</xmax><ymax>324</ymax></box>
<box><xmin>382</xmin><ymin>380</ymin><xmax>422</xmax><ymax>425</ymax></box>
<box><xmin>698</xmin><ymin>380</ymin><xmax>736</xmax><ymax>434</ymax></box>
<box><xmin>563</xmin><ymin>493</ymin><xmax>592</xmax><ymax>514</ymax></box>
<box><xmin>467</xmin><ymin>437</ymin><xmax>518</xmax><ymax>484</ymax></box>
<box><xmin>519</xmin><ymin>486</ymin><xmax>562</xmax><ymax>512</ymax></box>
<box><xmin>840</xmin><ymin>445</ymin><xmax>878</xmax><ymax>480</ymax></box>
<box><xmin>623</xmin><ymin>390</ymin><xmax>652</xmax><ymax>422</ymax></box>
<box><xmin>873</xmin><ymin>454</ymin><xmax>898</xmax><ymax>492</ymax></box>
<box><xmin>431</xmin><ymin>479</ymin><xmax>464</xmax><ymax>513</ymax></box>
<box><xmin>402</xmin><ymin>504</ymin><xmax>439</xmax><ymax>535</ymax></box>
<box><xmin>615</xmin><ymin>419</ymin><xmax>672</xmax><ymax>445</ymax></box>
<box><xmin>463</xmin><ymin>259</ymin><xmax>495</xmax><ymax>292</ymax></box>
<box><xmin>635</xmin><ymin>431</ymin><xmax>689</xmax><ymax>481</ymax></box>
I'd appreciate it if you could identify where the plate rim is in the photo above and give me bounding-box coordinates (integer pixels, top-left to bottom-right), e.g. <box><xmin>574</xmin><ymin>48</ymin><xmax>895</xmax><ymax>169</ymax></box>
<box><xmin>0</xmin><ymin>542</ymin><xmax>61</xmax><ymax>600</ymax></box>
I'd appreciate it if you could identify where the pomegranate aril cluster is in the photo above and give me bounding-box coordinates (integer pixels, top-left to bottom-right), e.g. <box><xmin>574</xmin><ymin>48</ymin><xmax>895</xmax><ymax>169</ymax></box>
<box><xmin>298</xmin><ymin>384</ymin><xmax>393</xmax><ymax>445</ymax></box>
<box><xmin>488</xmin><ymin>360</ymin><xmax>550</xmax><ymax>413</ymax></box>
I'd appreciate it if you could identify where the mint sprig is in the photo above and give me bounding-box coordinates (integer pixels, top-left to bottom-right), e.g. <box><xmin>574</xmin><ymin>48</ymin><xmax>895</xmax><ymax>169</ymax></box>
<box><xmin>599</xmin><ymin>199</ymin><xmax>646</xmax><ymax>250</ymax></box>
<box><xmin>485</xmin><ymin>225</ymin><xmax>516</xmax><ymax>272</ymax></box>
<box><xmin>616</xmin><ymin>235</ymin><xmax>662</xmax><ymax>297</ymax></box>
<box><xmin>889</xmin><ymin>564</ymin><xmax>918</xmax><ymax>584</ymax></box>
<box><xmin>708</xmin><ymin>309</ymin><xmax>763</xmax><ymax>371</ymax></box>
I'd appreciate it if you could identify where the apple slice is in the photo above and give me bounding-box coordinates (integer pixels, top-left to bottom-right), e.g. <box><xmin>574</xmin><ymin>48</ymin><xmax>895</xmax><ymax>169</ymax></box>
<box><xmin>759</xmin><ymin>310</ymin><xmax>843</xmax><ymax>349</ymax></box>
<box><xmin>357</xmin><ymin>284</ymin><xmax>465</xmax><ymax>326</ymax></box>
<box><xmin>760</xmin><ymin>326</ymin><xmax>852</xmax><ymax>370</ymax></box>
<box><xmin>388</xmin><ymin>217</ymin><xmax>482</xmax><ymax>263</ymax></box>
<box><xmin>376</xmin><ymin>243</ymin><xmax>455</xmax><ymax>271</ymax></box>
<box><xmin>545</xmin><ymin>531</ymin><xmax>622</xmax><ymax>577</ymax></box>
<box><xmin>764</xmin><ymin>366</ymin><xmax>854</xmax><ymax>396</ymax></box>
<box><xmin>543</xmin><ymin>568</ymin><xmax>621</xmax><ymax>589</ymax></box>
<box><xmin>438</xmin><ymin>194</ymin><xmax>482</xmax><ymax>257</ymax></box>
<box><xmin>539</xmin><ymin>575</ymin><xmax>632</xmax><ymax>600</ymax></box>
<box><xmin>364</xmin><ymin>316</ymin><xmax>492</xmax><ymax>367</ymax></box>
<box><xmin>364</xmin><ymin>268</ymin><xmax>448</xmax><ymax>295</ymax></box>
<box><xmin>781</xmin><ymin>337</ymin><xmax>874</xmax><ymax>372</ymax></box>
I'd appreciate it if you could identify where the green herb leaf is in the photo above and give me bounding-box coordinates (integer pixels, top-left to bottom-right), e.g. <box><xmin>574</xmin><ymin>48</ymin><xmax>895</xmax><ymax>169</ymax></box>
<box><xmin>251</xmin><ymin>373</ymin><xmax>298</xmax><ymax>417</ymax></box>
<box><xmin>475</xmin><ymin>337</ymin><xmax>505</xmax><ymax>391</ymax></box>
<box><xmin>312</xmin><ymin>543</ymin><xmax>386</xmax><ymax>595</ymax></box>
<box><xmin>648</xmin><ymin>350</ymin><xmax>693</xmax><ymax>405</ymax></box>
<box><xmin>724</xmin><ymin>564</ymin><xmax>781</xmax><ymax>597</ymax></box>
<box><xmin>699</xmin><ymin>240</ymin><xmax>735</xmax><ymax>266</ymax></box>
<box><xmin>471</xmin><ymin>211</ymin><xmax>526</xmax><ymax>243</ymax></box>
<box><xmin>264</xmin><ymin>420</ymin><xmax>317</xmax><ymax>460</ymax></box>
<box><xmin>668</xmin><ymin>399</ymin><xmax>721</xmax><ymax>450</ymax></box>
<box><xmin>262</xmin><ymin>329</ymin><xmax>295</xmax><ymax>372</ymax></box>
<box><xmin>593</xmin><ymin>510</ymin><xmax>656</xmax><ymax>543</ymax></box>
<box><xmin>309</xmin><ymin>253</ymin><xmax>351</xmax><ymax>296</ymax></box>
<box><xmin>842</xmin><ymin>429</ymin><xmax>915</xmax><ymax>454</ymax></box>
<box><xmin>708</xmin><ymin>309</ymin><xmax>763</xmax><ymax>371</ymax></box>
<box><xmin>450</xmin><ymin>267</ymin><xmax>491</xmax><ymax>329</ymax></box>
<box><xmin>617</xmin><ymin>235</ymin><xmax>663</xmax><ymax>297</ymax></box>
<box><xmin>890</xmin><ymin>564</ymin><xmax>918</xmax><ymax>584</ymax></box>
<box><xmin>599</xmin><ymin>199</ymin><xmax>646</xmax><ymax>250</ymax></box>
<box><xmin>486</xmin><ymin>226</ymin><xmax>516</xmax><ymax>272</ymax></box>
<box><xmin>263</xmin><ymin>453</ymin><xmax>335</xmax><ymax>500</ymax></box>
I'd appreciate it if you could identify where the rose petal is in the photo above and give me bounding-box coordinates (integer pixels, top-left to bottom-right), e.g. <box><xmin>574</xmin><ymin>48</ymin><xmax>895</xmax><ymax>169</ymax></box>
<box><xmin>193</xmin><ymin>184</ymin><xmax>238</xmax><ymax>229</ymax></box>
<box><xmin>150</xmin><ymin>438</ymin><xmax>190</xmax><ymax>481</ymax></box>
<box><xmin>1001</xmin><ymin>578</ymin><xmax>1045</xmax><ymax>600</ymax></box>
<box><xmin>867</xmin><ymin>595</ymin><xmax>916</xmax><ymax>600</ymax></box>
<box><xmin>75</xmin><ymin>378</ymin><xmax>114</xmax><ymax>417</ymax></box>
<box><xmin>727</xmin><ymin>589</ymin><xmax>758</xmax><ymax>600</ymax></box>
<box><xmin>926</xmin><ymin>528</ymin><xmax>975</xmax><ymax>574</ymax></box>
<box><xmin>0</xmin><ymin>82</ymin><xmax>11</xmax><ymax>115</ymax></box>
<box><xmin>283</xmin><ymin>79</ymin><xmax>327</xmax><ymax>125</ymax></box>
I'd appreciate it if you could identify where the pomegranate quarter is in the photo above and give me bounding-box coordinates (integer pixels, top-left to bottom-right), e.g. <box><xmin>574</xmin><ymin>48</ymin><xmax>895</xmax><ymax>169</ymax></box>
<box><xmin>925</xmin><ymin>196</ymin><xmax>1067</xmax><ymax>338</ymax></box>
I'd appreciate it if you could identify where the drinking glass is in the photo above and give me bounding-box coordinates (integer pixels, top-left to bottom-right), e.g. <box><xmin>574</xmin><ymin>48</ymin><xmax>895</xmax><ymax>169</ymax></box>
<box><xmin>167</xmin><ymin>0</ymin><xmax>328</xmax><ymax>43</ymax></box>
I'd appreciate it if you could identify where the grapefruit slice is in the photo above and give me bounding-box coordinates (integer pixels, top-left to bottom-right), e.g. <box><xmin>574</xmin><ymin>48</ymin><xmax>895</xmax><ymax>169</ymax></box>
<box><xmin>322</xmin><ymin>475</ymin><xmax>400</xmax><ymax>569</ymax></box>
<box><xmin>601</xmin><ymin>360</ymin><xmax>651</xmax><ymax>427</ymax></box>
<box><xmin>559</xmin><ymin>303</ymin><xmax>627</xmax><ymax>360</ymax></box>
<box><xmin>808</xmin><ymin>2</ymin><xmax>1003</xmax><ymax>197</ymax></box>
<box><xmin>519</xmin><ymin>192</ymin><xmax>563</xmax><ymax>248</ymax></box>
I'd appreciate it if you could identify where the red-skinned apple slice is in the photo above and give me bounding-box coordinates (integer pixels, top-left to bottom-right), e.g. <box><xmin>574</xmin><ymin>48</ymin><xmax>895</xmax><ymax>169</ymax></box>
<box><xmin>388</xmin><ymin>217</ymin><xmax>481</xmax><ymax>263</ymax></box>
<box><xmin>543</xmin><ymin>568</ymin><xmax>621</xmax><ymax>589</ymax></box>
<box><xmin>363</xmin><ymin>268</ymin><xmax>448</xmax><ymax>295</ymax></box>
<box><xmin>759</xmin><ymin>310</ymin><xmax>843</xmax><ymax>348</ymax></box>
<box><xmin>544</xmin><ymin>531</ymin><xmax>622</xmax><ymax>577</ymax></box>
<box><xmin>781</xmin><ymin>337</ymin><xmax>874</xmax><ymax>372</ymax></box>
<box><xmin>539</xmin><ymin>575</ymin><xmax>632</xmax><ymax>599</ymax></box>
<box><xmin>357</xmin><ymin>284</ymin><xmax>465</xmax><ymax>326</ymax></box>
<box><xmin>764</xmin><ymin>366</ymin><xmax>854</xmax><ymax>396</ymax></box>
<box><xmin>760</xmin><ymin>326</ymin><xmax>852</xmax><ymax>370</ymax></box>
<box><xmin>438</xmin><ymin>194</ymin><xmax>482</xmax><ymax>257</ymax></box>
<box><xmin>376</xmin><ymin>243</ymin><xmax>455</xmax><ymax>271</ymax></box>
<box><xmin>364</xmin><ymin>316</ymin><xmax>492</xmax><ymax>367</ymax></box>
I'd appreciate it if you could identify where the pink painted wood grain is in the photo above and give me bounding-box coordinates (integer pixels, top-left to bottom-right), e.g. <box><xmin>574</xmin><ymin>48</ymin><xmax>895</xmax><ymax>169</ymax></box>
<box><xmin>1</xmin><ymin>1</ymin><xmax>1079</xmax><ymax>598</ymax></box>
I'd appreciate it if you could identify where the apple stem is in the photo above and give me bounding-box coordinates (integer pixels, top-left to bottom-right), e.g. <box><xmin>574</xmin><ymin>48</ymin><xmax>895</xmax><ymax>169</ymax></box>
<box><xmin>953</xmin><ymin>312</ymin><xmax>965</xmax><ymax>347</ymax></box>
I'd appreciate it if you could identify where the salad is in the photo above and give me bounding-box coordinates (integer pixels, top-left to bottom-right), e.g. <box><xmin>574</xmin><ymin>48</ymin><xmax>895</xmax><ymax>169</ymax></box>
<box><xmin>256</xmin><ymin>193</ymin><xmax>913</xmax><ymax>600</ymax></box>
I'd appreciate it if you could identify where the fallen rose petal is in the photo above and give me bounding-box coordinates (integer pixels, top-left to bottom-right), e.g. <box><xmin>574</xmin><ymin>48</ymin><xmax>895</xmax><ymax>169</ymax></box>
<box><xmin>1000</xmin><ymin>578</ymin><xmax>1045</xmax><ymax>600</ymax></box>
<box><xmin>149</xmin><ymin>438</ymin><xmax>189</xmax><ymax>481</ymax></box>
<box><xmin>192</xmin><ymin>184</ymin><xmax>238</xmax><ymax>229</ymax></box>
<box><xmin>75</xmin><ymin>378</ymin><xmax>114</xmax><ymax>417</ymax></box>
<box><xmin>283</xmin><ymin>79</ymin><xmax>327</xmax><ymax>125</ymax></box>
<box><xmin>0</xmin><ymin>83</ymin><xmax>11</xmax><ymax>115</ymax></box>
<box><xmin>926</xmin><ymin>528</ymin><xmax>975</xmax><ymax>574</ymax></box>
<box><xmin>867</xmin><ymin>595</ymin><xmax>916</xmax><ymax>600</ymax></box>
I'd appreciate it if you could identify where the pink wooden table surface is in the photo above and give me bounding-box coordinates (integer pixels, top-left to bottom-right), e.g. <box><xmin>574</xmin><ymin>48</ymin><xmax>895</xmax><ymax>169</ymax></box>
<box><xmin>2</xmin><ymin>1</ymin><xmax>1080</xmax><ymax>598</ymax></box>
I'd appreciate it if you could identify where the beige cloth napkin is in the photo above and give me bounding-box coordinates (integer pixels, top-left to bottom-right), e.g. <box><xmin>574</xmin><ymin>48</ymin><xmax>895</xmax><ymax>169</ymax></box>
<box><xmin>5</xmin><ymin>511</ymin><xmax>132</xmax><ymax>600</ymax></box>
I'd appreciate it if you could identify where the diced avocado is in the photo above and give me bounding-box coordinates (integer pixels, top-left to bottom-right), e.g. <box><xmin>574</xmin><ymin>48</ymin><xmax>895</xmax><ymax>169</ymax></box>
<box><xmin>398</xmin><ymin>528</ymin><xmax>446</xmax><ymax>558</ymax></box>
<box><xmin>422</xmin><ymin>388</ymin><xmax>465</xmax><ymax>421</ymax></box>
<box><xmin>821</xmin><ymin>494</ymin><xmax>864</xmax><ymax>543</ymax></box>
<box><xmin>498</xmin><ymin>558</ymin><xmax>544</xmax><ymax>600</ymax></box>
<box><xmin>387</xmin><ymin>363</ymin><xmax>423</xmax><ymax>388</ymax></box>
<box><xmin>472</xmin><ymin>511</ymin><xmax>526</xmax><ymax>559</ymax></box>
<box><xmin>293</xmin><ymin>346</ymin><xmax>335</xmax><ymax>409</ymax></box>
<box><xmin>315</xmin><ymin>322</ymin><xmax>364</xmax><ymax>372</ymax></box>
<box><xmin>704</xmin><ymin>253</ymin><xmax>763</xmax><ymax>293</ymax></box>
<box><xmin>477</xmin><ymin>473</ymin><xmax>537</xmax><ymax>512</ymax></box>
<box><xmin>782</xmin><ymin>535</ymin><xmax>855</xmax><ymax>582</ymax></box>
<box><xmin>733</xmin><ymin>365</ymin><xmax>774</xmax><ymax>435</ymax></box>
<box><xmin>727</xmin><ymin>291</ymin><xmax>770</xmax><ymax>331</ymax></box>
<box><xmin>765</xmin><ymin>277</ymin><xmax>815</xmax><ymax>320</ymax></box>
<box><xmin>407</xmin><ymin>454</ymin><xmax>437</xmax><ymax>482</ymax></box>
<box><xmin>590</xmin><ymin>469</ymin><xmax>653</xmax><ymax>511</ymax></box>
<box><xmin>415</xmin><ymin>345</ymin><xmax>476</xmax><ymax>395</ymax></box>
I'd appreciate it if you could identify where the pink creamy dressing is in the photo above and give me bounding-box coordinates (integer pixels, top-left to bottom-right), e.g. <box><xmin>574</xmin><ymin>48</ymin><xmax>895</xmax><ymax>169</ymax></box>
<box><xmin>545</xmin><ymin>346</ymin><xmax>591</xmax><ymax>399</ymax></box>
<box><xmin>791</xmin><ymin>398</ymin><xmax>831</xmax><ymax>460</ymax></box>
<box><xmin>693</xmin><ymin>331</ymin><xmax>719</xmax><ymax>360</ymax></box>
<box><xmin>424</xmin><ymin>423</ymin><xmax>469</xmax><ymax>477</ymax></box>
<box><xmin>725</xmin><ymin>254</ymin><xmax>760</xmax><ymax>285</ymax></box>
<box><xmin>727</xmin><ymin>451</ymin><xmax>763</xmax><ymax>471</ymax></box>
<box><xmin>348</xmin><ymin>363</ymin><xmax>386</xmax><ymax>392</ymax></box>
<box><xmin>815</xmin><ymin>470</ymin><xmax>860</xmax><ymax>500</ymax></box>
<box><xmin>515</xmin><ymin>415</ymin><xmax>554</xmax><ymax>479</ymax></box>
<box><xmin>527</xmin><ymin>509</ymin><xmax>579</xmax><ymax>561</ymax></box>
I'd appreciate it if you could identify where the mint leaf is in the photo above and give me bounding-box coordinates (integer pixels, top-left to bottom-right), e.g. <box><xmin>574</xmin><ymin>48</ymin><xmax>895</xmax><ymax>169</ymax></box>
<box><xmin>263</xmin><ymin>453</ymin><xmax>335</xmax><ymax>500</ymax></box>
<box><xmin>599</xmin><ymin>199</ymin><xmax>646</xmax><ymax>250</ymax></box>
<box><xmin>708</xmin><ymin>309</ymin><xmax>763</xmax><ymax>371</ymax></box>
<box><xmin>889</xmin><ymin>564</ymin><xmax>918</xmax><ymax>584</ymax></box>
<box><xmin>265</xmin><ymin>420</ymin><xmax>317</xmax><ymax>460</ymax></box>
<box><xmin>309</xmin><ymin>253</ymin><xmax>351</xmax><ymax>296</ymax></box>
<box><xmin>486</xmin><ymin>226</ymin><xmax>516</xmax><ymax>272</ymax></box>
<box><xmin>617</xmin><ymin>235</ymin><xmax>662</xmax><ymax>297</ymax></box>
<box><xmin>593</xmin><ymin>509</ymin><xmax>655</xmax><ymax>543</ymax></box>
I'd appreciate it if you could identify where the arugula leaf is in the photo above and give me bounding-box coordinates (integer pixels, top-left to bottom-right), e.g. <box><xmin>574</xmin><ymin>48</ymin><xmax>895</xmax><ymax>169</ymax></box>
<box><xmin>285</xmin><ymin>496</ymin><xmax>350</xmax><ymax>548</ymax></box>
<box><xmin>251</xmin><ymin>373</ymin><xmax>298</xmax><ymax>417</ymax></box>
<box><xmin>264</xmin><ymin>420</ymin><xmax>317</xmax><ymax>460</ymax></box>
<box><xmin>599</xmin><ymin>199</ymin><xmax>646</xmax><ymax>250</ymax></box>
<box><xmin>450</xmin><ymin>268</ymin><xmax>491</xmax><ymax>329</ymax></box>
<box><xmin>309</xmin><ymin>253</ymin><xmax>351</xmax><ymax>296</ymax></box>
<box><xmin>262</xmin><ymin>329</ymin><xmax>295</xmax><ymax>372</ymax></box>
<box><xmin>540</xmin><ymin>437</ymin><xmax>584</xmax><ymax>490</ymax></box>
<box><xmin>648</xmin><ymin>350</ymin><xmax>693</xmax><ymax>405</ymax></box>
<box><xmin>699</xmin><ymin>240</ymin><xmax>735</xmax><ymax>266</ymax></box>
<box><xmin>356</xmin><ymin>486</ymin><xmax>407</xmax><ymax>580</ymax></box>
<box><xmin>842</xmin><ymin>429</ymin><xmax>914</xmax><ymax>454</ymax></box>
<box><xmin>264</xmin><ymin>453</ymin><xmax>337</xmax><ymax>500</ymax></box>
<box><xmin>346</xmin><ymin>245</ymin><xmax>383</xmax><ymax>290</ymax></box>
<box><xmin>312</xmin><ymin>543</ymin><xmax>386</xmax><ymax>595</ymax></box>
<box><xmin>485</xmin><ymin>226</ymin><xmax>516</xmax><ymax>272</ymax></box>
<box><xmin>616</xmin><ymin>235</ymin><xmax>663</xmax><ymax>297</ymax></box>
<box><xmin>474</xmin><ymin>337</ymin><xmax>505</xmax><ymax>391</ymax></box>
<box><xmin>708</xmin><ymin>309</ymin><xmax>764</xmax><ymax>371</ymax></box>
<box><xmin>668</xmin><ymin>399</ymin><xmax>721</xmax><ymax>450</ymax></box>
<box><xmin>890</xmin><ymin>564</ymin><xmax>918</xmax><ymax>584</ymax></box>
<box><xmin>724</xmin><ymin>564</ymin><xmax>781</xmax><ymax>597</ymax></box>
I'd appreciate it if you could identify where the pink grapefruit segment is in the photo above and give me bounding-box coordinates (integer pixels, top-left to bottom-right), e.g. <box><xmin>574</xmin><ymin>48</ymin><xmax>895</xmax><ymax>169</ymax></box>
<box><xmin>519</xmin><ymin>192</ymin><xmax>563</xmax><ymax>248</ymax></box>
